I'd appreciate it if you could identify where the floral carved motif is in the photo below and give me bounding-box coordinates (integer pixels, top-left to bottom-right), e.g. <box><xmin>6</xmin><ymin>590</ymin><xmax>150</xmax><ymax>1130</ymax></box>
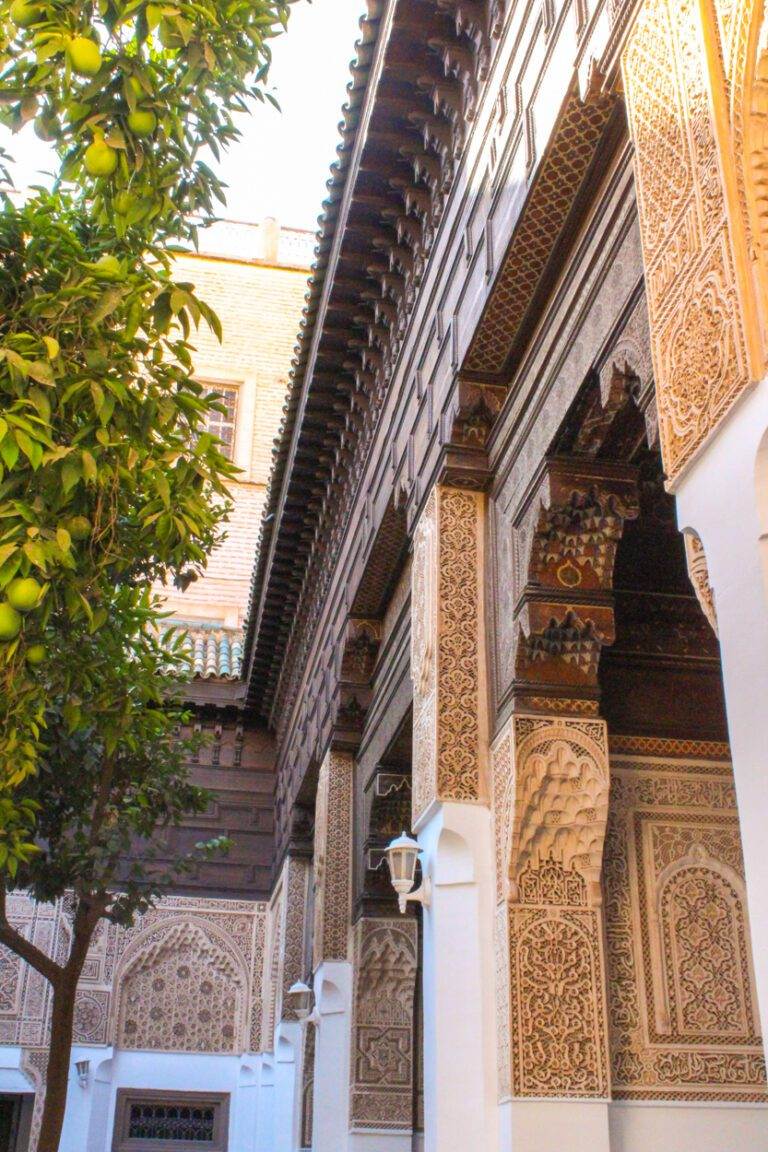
<box><xmin>509</xmin><ymin>909</ymin><xmax>609</xmax><ymax>1097</ymax></box>
<box><xmin>349</xmin><ymin>919</ymin><xmax>418</xmax><ymax>1130</ymax></box>
<box><xmin>604</xmin><ymin>750</ymin><xmax>767</xmax><ymax>1100</ymax></box>
<box><xmin>622</xmin><ymin>0</ymin><xmax>768</xmax><ymax>482</ymax></box>
<box><xmin>494</xmin><ymin>715</ymin><xmax>611</xmax><ymax>1098</ymax></box>
<box><xmin>2</xmin><ymin>892</ymin><xmax>268</xmax><ymax>1094</ymax></box>
<box><xmin>684</xmin><ymin>532</ymin><xmax>718</xmax><ymax>636</ymax></box>
<box><xmin>411</xmin><ymin>486</ymin><xmax>486</xmax><ymax>823</ymax></box>
<box><xmin>312</xmin><ymin>749</ymin><xmax>353</xmax><ymax>965</ymax></box>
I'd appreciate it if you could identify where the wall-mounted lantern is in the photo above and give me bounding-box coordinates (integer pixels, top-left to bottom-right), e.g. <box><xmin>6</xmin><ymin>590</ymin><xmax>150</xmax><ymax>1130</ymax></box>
<box><xmin>285</xmin><ymin>981</ymin><xmax>320</xmax><ymax>1027</ymax></box>
<box><xmin>75</xmin><ymin>1059</ymin><xmax>90</xmax><ymax>1088</ymax></box>
<box><xmin>385</xmin><ymin>831</ymin><xmax>431</xmax><ymax>914</ymax></box>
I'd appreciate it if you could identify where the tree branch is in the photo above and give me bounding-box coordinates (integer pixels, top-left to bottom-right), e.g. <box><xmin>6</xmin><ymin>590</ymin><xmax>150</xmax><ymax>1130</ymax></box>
<box><xmin>0</xmin><ymin>881</ymin><xmax>62</xmax><ymax>987</ymax></box>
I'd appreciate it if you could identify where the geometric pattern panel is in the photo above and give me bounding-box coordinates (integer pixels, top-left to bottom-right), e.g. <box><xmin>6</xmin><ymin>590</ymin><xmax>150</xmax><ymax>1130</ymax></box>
<box><xmin>350</xmin><ymin>918</ymin><xmax>418</xmax><ymax>1131</ymax></box>
<box><xmin>604</xmin><ymin>738</ymin><xmax>767</xmax><ymax>1100</ymax></box>
<box><xmin>1</xmin><ymin>894</ymin><xmax>267</xmax><ymax>1060</ymax></box>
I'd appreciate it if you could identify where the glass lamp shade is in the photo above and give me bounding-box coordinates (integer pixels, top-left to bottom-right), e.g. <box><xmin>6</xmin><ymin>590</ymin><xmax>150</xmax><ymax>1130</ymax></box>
<box><xmin>386</xmin><ymin>832</ymin><xmax>420</xmax><ymax>895</ymax></box>
<box><xmin>285</xmin><ymin>981</ymin><xmax>313</xmax><ymax>1021</ymax></box>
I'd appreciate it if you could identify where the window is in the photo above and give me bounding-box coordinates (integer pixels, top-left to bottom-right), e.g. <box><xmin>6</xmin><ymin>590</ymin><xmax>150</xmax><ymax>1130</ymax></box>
<box><xmin>113</xmin><ymin>1091</ymin><xmax>229</xmax><ymax>1152</ymax></box>
<box><xmin>202</xmin><ymin>385</ymin><xmax>238</xmax><ymax>461</ymax></box>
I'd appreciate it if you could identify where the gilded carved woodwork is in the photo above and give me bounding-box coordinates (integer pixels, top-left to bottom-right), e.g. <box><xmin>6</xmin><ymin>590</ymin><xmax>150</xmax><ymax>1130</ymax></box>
<box><xmin>492</xmin><ymin>715</ymin><xmax>612</xmax><ymax>1099</ymax></box>
<box><xmin>312</xmin><ymin>749</ymin><xmax>353</xmax><ymax>965</ymax></box>
<box><xmin>604</xmin><ymin>741</ymin><xmax>766</xmax><ymax>1099</ymax></box>
<box><xmin>511</xmin><ymin>457</ymin><xmax>639</xmax><ymax>705</ymax></box>
<box><xmin>411</xmin><ymin>486</ymin><xmax>487</xmax><ymax>824</ymax></box>
<box><xmin>623</xmin><ymin>0</ymin><xmax>768</xmax><ymax>482</ymax></box>
<box><xmin>349</xmin><ymin>918</ymin><xmax>418</xmax><ymax>1131</ymax></box>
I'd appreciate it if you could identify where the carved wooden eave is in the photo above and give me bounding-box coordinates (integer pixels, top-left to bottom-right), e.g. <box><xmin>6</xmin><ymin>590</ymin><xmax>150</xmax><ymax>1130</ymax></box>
<box><xmin>462</xmin><ymin>79</ymin><xmax>623</xmax><ymax>382</ymax></box>
<box><xmin>244</xmin><ymin>0</ymin><xmax>501</xmax><ymax>727</ymax></box>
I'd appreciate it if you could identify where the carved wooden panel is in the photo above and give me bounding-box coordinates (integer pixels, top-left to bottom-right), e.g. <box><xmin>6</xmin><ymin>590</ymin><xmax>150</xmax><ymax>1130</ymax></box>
<box><xmin>411</xmin><ymin>486</ymin><xmax>487</xmax><ymax>823</ymax></box>
<box><xmin>622</xmin><ymin>0</ymin><xmax>768</xmax><ymax>481</ymax></box>
<box><xmin>604</xmin><ymin>739</ymin><xmax>767</xmax><ymax>1100</ymax></box>
<box><xmin>312</xmin><ymin>749</ymin><xmax>353</xmax><ymax>964</ymax></box>
<box><xmin>349</xmin><ymin>918</ymin><xmax>418</xmax><ymax>1131</ymax></box>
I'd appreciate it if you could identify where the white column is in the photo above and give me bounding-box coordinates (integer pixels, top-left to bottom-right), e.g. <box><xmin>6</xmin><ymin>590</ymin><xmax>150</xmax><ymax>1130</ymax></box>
<box><xmin>310</xmin><ymin>960</ymin><xmax>353</xmax><ymax>1152</ymax></box>
<box><xmin>272</xmin><ymin>1023</ymin><xmax>301</xmax><ymax>1152</ymax></box>
<box><xmin>255</xmin><ymin>1054</ymin><xmax>275</xmax><ymax>1152</ymax></box>
<box><xmin>415</xmin><ymin>801</ymin><xmax>498</xmax><ymax>1152</ymax></box>
<box><xmin>674</xmin><ymin>374</ymin><xmax>768</xmax><ymax>1040</ymax></box>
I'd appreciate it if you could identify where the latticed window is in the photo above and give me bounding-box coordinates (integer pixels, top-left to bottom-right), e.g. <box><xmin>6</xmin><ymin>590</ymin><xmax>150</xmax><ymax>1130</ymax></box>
<box><xmin>202</xmin><ymin>384</ymin><xmax>238</xmax><ymax>461</ymax></box>
<box><xmin>113</xmin><ymin>1091</ymin><xmax>228</xmax><ymax>1151</ymax></box>
<box><xmin>128</xmin><ymin>1102</ymin><xmax>214</xmax><ymax>1141</ymax></box>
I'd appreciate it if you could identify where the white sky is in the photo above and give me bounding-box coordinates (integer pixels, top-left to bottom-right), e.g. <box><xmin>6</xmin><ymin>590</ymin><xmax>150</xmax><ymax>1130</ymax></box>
<box><xmin>0</xmin><ymin>0</ymin><xmax>366</xmax><ymax>233</ymax></box>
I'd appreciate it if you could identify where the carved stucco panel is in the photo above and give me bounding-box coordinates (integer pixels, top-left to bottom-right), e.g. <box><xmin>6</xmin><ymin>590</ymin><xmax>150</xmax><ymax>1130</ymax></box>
<box><xmin>349</xmin><ymin>918</ymin><xmax>418</xmax><ymax>1131</ymax></box>
<box><xmin>115</xmin><ymin>918</ymin><xmax>248</xmax><ymax>1053</ymax></box>
<box><xmin>312</xmin><ymin>749</ymin><xmax>353</xmax><ymax>965</ymax></box>
<box><xmin>493</xmin><ymin>715</ymin><xmax>611</xmax><ymax>1099</ymax></box>
<box><xmin>623</xmin><ymin>0</ymin><xmax>768</xmax><ymax>482</ymax></box>
<box><xmin>604</xmin><ymin>746</ymin><xmax>767</xmax><ymax>1100</ymax></box>
<box><xmin>509</xmin><ymin>717</ymin><xmax>610</xmax><ymax>905</ymax></box>
<box><xmin>411</xmin><ymin>486</ymin><xmax>487</xmax><ymax>825</ymax></box>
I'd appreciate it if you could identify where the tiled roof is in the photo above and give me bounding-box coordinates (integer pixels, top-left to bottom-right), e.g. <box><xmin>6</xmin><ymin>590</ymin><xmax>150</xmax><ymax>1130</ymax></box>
<box><xmin>170</xmin><ymin>621</ymin><xmax>245</xmax><ymax>680</ymax></box>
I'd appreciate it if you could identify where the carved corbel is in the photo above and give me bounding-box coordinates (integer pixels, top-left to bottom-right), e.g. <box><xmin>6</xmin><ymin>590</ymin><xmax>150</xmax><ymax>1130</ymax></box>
<box><xmin>332</xmin><ymin>618</ymin><xmax>382</xmax><ymax>751</ymax></box>
<box><xmin>511</xmin><ymin>457</ymin><xmax>640</xmax><ymax>707</ymax></box>
<box><xmin>437</xmin><ymin>376</ymin><xmax>507</xmax><ymax>488</ymax></box>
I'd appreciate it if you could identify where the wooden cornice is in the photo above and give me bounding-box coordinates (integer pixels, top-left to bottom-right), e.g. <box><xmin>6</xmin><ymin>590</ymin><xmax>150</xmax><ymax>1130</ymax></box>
<box><xmin>244</xmin><ymin>0</ymin><xmax>501</xmax><ymax>727</ymax></box>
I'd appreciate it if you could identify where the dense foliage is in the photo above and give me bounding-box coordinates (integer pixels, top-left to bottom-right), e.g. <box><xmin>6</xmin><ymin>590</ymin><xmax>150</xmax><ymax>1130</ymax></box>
<box><xmin>0</xmin><ymin>3</ymin><xmax>293</xmax><ymax>1146</ymax></box>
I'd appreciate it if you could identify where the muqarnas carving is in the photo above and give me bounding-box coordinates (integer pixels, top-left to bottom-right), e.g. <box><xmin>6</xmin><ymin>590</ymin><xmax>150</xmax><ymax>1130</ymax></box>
<box><xmin>493</xmin><ymin>716</ymin><xmax>611</xmax><ymax>1098</ymax></box>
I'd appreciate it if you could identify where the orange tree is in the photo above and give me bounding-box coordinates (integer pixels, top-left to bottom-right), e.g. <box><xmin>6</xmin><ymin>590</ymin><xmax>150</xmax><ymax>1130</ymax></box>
<box><xmin>0</xmin><ymin>3</ymin><xmax>293</xmax><ymax>1148</ymax></box>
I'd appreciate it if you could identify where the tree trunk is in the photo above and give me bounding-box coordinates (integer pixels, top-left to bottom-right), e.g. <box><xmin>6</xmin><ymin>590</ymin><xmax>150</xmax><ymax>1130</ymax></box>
<box><xmin>36</xmin><ymin>973</ymin><xmax>79</xmax><ymax>1152</ymax></box>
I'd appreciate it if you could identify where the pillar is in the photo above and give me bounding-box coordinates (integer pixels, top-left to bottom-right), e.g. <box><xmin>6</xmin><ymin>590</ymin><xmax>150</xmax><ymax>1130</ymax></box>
<box><xmin>310</xmin><ymin>748</ymin><xmax>354</xmax><ymax>1152</ymax></box>
<box><xmin>622</xmin><ymin>0</ymin><xmax>768</xmax><ymax>1037</ymax></box>
<box><xmin>410</xmin><ymin>485</ymin><xmax>499</xmax><ymax>1152</ymax></box>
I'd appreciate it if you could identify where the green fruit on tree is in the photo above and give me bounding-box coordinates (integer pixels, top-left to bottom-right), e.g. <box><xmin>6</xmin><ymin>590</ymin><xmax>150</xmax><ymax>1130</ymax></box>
<box><xmin>113</xmin><ymin>190</ymin><xmax>132</xmax><ymax>214</ymax></box>
<box><xmin>127</xmin><ymin>108</ymin><xmax>157</xmax><ymax>137</ymax></box>
<box><xmin>6</xmin><ymin>577</ymin><xmax>43</xmax><ymax>613</ymax></box>
<box><xmin>25</xmin><ymin>644</ymin><xmax>47</xmax><ymax>666</ymax></box>
<box><xmin>84</xmin><ymin>138</ymin><xmax>118</xmax><ymax>177</ymax></box>
<box><xmin>0</xmin><ymin>603</ymin><xmax>22</xmax><ymax>642</ymax></box>
<box><xmin>10</xmin><ymin>0</ymin><xmax>42</xmax><ymax>27</ymax></box>
<box><xmin>33</xmin><ymin>113</ymin><xmax>58</xmax><ymax>142</ymax></box>
<box><xmin>67</xmin><ymin>36</ymin><xmax>102</xmax><ymax>77</ymax></box>
<box><xmin>67</xmin><ymin>516</ymin><xmax>92</xmax><ymax>540</ymax></box>
<box><xmin>92</xmin><ymin>254</ymin><xmax>123</xmax><ymax>280</ymax></box>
